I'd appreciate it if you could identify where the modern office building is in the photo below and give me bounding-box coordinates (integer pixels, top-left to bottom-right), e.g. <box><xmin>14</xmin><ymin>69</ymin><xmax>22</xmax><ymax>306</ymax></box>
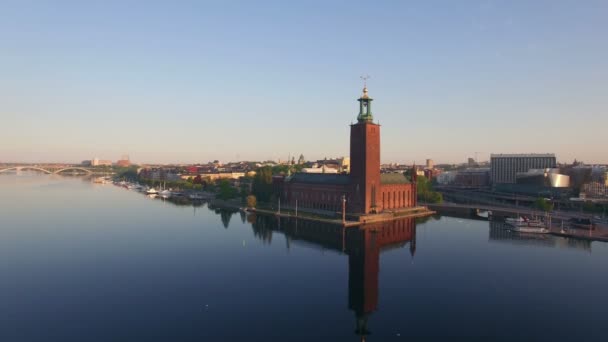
<box><xmin>516</xmin><ymin>168</ymin><xmax>570</xmax><ymax>188</ymax></box>
<box><xmin>490</xmin><ymin>153</ymin><xmax>556</xmax><ymax>184</ymax></box>
<box><xmin>454</xmin><ymin>168</ymin><xmax>491</xmax><ymax>187</ymax></box>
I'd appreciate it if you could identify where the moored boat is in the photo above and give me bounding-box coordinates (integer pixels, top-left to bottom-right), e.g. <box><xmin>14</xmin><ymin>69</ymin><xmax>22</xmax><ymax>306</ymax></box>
<box><xmin>189</xmin><ymin>193</ymin><xmax>205</xmax><ymax>200</ymax></box>
<box><xmin>511</xmin><ymin>226</ymin><xmax>549</xmax><ymax>234</ymax></box>
<box><xmin>505</xmin><ymin>216</ymin><xmax>545</xmax><ymax>228</ymax></box>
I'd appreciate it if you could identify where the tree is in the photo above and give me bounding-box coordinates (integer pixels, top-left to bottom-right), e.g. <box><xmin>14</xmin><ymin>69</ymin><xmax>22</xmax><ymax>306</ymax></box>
<box><xmin>403</xmin><ymin>169</ymin><xmax>413</xmax><ymax>182</ymax></box>
<box><xmin>428</xmin><ymin>191</ymin><xmax>443</xmax><ymax>204</ymax></box>
<box><xmin>533</xmin><ymin>198</ymin><xmax>554</xmax><ymax>212</ymax></box>
<box><xmin>298</xmin><ymin>154</ymin><xmax>305</xmax><ymax>165</ymax></box>
<box><xmin>116</xmin><ymin>166</ymin><xmax>139</xmax><ymax>181</ymax></box>
<box><xmin>271</xmin><ymin>165</ymin><xmax>290</xmax><ymax>175</ymax></box>
<box><xmin>416</xmin><ymin>175</ymin><xmax>443</xmax><ymax>203</ymax></box>
<box><xmin>217</xmin><ymin>179</ymin><xmax>238</xmax><ymax>200</ymax></box>
<box><xmin>247</xmin><ymin>195</ymin><xmax>257</xmax><ymax>208</ymax></box>
<box><xmin>252</xmin><ymin>166</ymin><xmax>274</xmax><ymax>202</ymax></box>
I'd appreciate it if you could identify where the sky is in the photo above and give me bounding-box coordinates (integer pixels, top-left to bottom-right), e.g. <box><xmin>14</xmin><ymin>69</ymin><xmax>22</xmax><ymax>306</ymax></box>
<box><xmin>1</xmin><ymin>0</ymin><xmax>607</xmax><ymax>165</ymax></box>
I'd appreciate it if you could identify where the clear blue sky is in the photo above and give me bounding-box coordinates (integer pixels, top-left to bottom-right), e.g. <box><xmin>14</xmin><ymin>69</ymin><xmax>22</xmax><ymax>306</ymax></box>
<box><xmin>1</xmin><ymin>0</ymin><xmax>606</xmax><ymax>165</ymax></box>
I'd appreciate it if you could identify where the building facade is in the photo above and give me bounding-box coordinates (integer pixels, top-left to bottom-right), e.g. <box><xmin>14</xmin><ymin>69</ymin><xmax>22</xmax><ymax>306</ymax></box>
<box><xmin>490</xmin><ymin>153</ymin><xmax>556</xmax><ymax>184</ymax></box>
<box><xmin>276</xmin><ymin>87</ymin><xmax>417</xmax><ymax>216</ymax></box>
<box><xmin>454</xmin><ymin>168</ymin><xmax>490</xmax><ymax>187</ymax></box>
<box><xmin>91</xmin><ymin>158</ymin><xmax>112</xmax><ymax>167</ymax></box>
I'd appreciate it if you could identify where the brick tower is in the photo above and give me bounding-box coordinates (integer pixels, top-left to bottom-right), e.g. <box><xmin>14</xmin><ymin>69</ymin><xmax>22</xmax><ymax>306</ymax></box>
<box><xmin>350</xmin><ymin>86</ymin><xmax>381</xmax><ymax>214</ymax></box>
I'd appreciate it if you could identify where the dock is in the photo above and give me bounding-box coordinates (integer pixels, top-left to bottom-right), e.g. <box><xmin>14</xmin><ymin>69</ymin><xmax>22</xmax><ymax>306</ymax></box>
<box><xmin>548</xmin><ymin>224</ymin><xmax>608</xmax><ymax>243</ymax></box>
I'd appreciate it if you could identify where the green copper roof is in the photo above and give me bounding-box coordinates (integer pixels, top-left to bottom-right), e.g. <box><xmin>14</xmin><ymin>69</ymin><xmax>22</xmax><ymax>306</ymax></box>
<box><xmin>380</xmin><ymin>173</ymin><xmax>410</xmax><ymax>184</ymax></box>
<box><xmin>357</xmin><ymin>87</ymin><xmax>374</xmax><ymax>123</ymax></box>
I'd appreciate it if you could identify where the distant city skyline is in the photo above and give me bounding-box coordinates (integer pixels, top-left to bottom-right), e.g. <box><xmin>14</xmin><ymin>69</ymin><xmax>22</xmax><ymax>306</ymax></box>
<box><xmin>2</xmin><ymin>1</ymin><xmax>607</xmax><ymax>164</ymax></box>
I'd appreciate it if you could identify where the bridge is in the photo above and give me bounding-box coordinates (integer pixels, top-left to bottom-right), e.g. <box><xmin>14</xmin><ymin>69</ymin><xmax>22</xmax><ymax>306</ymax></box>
<box><xmin>0</xmin><ymin>166</ymin><xmax>94</xmax><ymax>175</ymax></box>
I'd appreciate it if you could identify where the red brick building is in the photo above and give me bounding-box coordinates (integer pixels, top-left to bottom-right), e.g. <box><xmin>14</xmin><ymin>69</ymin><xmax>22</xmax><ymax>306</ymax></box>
<box><xmin>275</xmin><ymin>87</ymin><xmax>417</xmax><ymax>216</ymax></box>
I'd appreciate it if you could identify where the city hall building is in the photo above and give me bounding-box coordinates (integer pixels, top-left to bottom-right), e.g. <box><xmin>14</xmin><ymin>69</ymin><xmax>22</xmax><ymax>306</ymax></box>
<box><xmin>274</xmin><ymin>86</ymin><xmax>418</xmax><ymax>217</ymax></box>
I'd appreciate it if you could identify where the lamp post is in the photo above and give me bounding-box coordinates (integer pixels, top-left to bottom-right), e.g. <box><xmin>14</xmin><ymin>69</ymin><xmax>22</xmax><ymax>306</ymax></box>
<box><xmin>342</xmin><ymin>195</ymin><xmax>347</xmax><ymax>225</ymax></box>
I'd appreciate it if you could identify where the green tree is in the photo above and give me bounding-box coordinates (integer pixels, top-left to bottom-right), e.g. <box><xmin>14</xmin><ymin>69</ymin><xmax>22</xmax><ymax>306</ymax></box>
<box><xmin>417</xmin><ymin>175</ymin><xmax>443</xmax><ymax>203</ymax></box>
<box><xmin>252</xmin><ymin>166</ymin><xmax>274</xmax><ymax>202</ymax></box>
<box><xmin>271</xmin><ymin>165</ymin><xmax>290</xmax><ymax>175</ymax></box>
<box><xmin>115</xmin><ymin>166</ymin><xmax>139</xmax><ymax>181</ymax></box>
<box><xmin>533</xmin><ymin>198</ymin><xmax>554</xmax><ymax>212</ymax></box>
<box><xmin>217</xmin><ymin>179</ymin><xmax>238</xmax><ymax>200</ymax></box>
<box><xmin>428</xmin><ymin>191</ymin><xmax>443</xmax><ymax>204</ymax></box>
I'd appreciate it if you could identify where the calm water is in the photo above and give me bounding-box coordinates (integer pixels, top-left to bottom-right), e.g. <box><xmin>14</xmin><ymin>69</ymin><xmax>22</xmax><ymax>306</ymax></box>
<box><xmin>1</xmin><ymin>174</ymin><xmax>608</xmax><ymax>341</ymax></box>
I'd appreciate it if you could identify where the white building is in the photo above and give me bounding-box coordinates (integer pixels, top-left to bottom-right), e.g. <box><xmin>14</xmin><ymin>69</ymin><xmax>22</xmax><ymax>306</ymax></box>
<box><xmin>91</xmin><ymin>158</ymin><xmax>112</xmax><ymax>166</ymax></box>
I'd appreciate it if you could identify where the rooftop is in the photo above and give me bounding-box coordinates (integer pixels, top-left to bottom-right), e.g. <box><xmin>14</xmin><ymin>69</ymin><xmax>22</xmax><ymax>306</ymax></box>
<box><xmin>491</xmin><ymin>153</ymin><xmax>556</xmax><ymax>158</ymax></box>
<box><xmin>380</xmin><ymin>173</ymin><xmax>410</xmax><ymax>185</ymax></box>
<box><xmin>286</xmin><ymin>173</ymin><xmax>351</xmax><ymax>185</ymax></box>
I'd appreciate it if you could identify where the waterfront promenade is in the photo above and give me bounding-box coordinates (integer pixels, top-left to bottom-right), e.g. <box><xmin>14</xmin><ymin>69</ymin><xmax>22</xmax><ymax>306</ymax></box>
<box><xmin>252</xmin><ymin>206</ymin><xmax>436</xmax><ymax>227</ymax></box>
<box><xmin>429</xmin><ymin>202</ymin><xmax>608</xmax><ymax>242</ymax></box>
<box><xmin>428</xmin><ymin>202</ymin><xmax>596</xmax><ymax>221</ymax></box>
<box><xmin>549</xmin><ymin>224</ymin><xmax>608</xmax><ymax>242</ymax></box>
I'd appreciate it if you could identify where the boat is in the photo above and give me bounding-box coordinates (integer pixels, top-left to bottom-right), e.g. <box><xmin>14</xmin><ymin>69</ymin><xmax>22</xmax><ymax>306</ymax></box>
<box><xmin>159</xmin><ymin>189</ymin><xmax>172</xmax><ymax>198</ymax></box>
<box><xmin>511</xmin><ymin>226</ymin><xmax>549</xmax><ymax>234</ymax></box>
<box><xmin>475</xmin><ymin>209</ymin><xmax>492</xmax><ymax>219</ymax></box>
<box><xmin>189</xmin><ymin>193</ymin><xmax>205</xmax><ymax>200</ymax></box>
<box><xmin>505</xmin><ymin>216</ymin><xmax>545</xmax><ymax>228</ymax></box>
<box><xmin>504</xmin><ymin>215</ymin><xmax>551</xmax><ymax>234</ymax></box>
<box><xmin>146</xmin><ymin>188</ymin><xmax>158</xmax><ymax>195</ymax></box>
<box><xmin>126</xmin><ymin>183</ymin><xmax>142</xmax><ymax>191</ymax></box>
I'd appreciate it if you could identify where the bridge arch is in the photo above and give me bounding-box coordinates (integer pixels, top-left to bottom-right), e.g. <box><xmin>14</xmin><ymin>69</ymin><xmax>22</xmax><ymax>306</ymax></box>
<box><xmin>0</xmin><ymin>166</ymin><xmax>53</xmax><ymax>174</ymax></box>
<box><xmin>53</xmin><ymin>167</ymin><xmax>93</xmax><ymax>174</ymax></box>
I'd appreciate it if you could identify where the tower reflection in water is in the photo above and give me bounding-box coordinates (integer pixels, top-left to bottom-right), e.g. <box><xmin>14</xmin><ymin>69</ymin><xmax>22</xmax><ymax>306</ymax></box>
<box><xmin>248</xmin><ymin>214</ymin><xmax>418</xmax><ymax>340</ymax></box>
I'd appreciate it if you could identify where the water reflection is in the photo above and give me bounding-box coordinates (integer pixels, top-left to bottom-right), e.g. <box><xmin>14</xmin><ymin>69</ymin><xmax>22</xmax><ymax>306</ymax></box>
<box><xmin>247</xmin><ymin>214</ymin><xmax>417</xmax><ymax>340</ymax></box>
<box><xmin>5</xmin><ymin>174</ymin><xmax>608</xmax><ymax>341</ymax></box>
<box><xmin>206</xmin><ymin>204</ymin><xmax>240</xmax><ymax>228</ymax></box>
<box><xmin>489</xmin><ymin>220</ymin><xmax>591</xmax><ymax>251</ymax></box>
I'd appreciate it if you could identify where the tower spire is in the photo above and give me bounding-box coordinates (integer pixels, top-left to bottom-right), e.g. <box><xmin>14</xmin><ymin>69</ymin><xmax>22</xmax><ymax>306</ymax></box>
<box><xmin>357</xmin><ymin>75</ymin><xmax>374</xmax><ymax>122</ymax></box>
<box><xmin>360</xmin><ymin>74</ymin><xmax>370</xmax><ymax>88</ymax></box>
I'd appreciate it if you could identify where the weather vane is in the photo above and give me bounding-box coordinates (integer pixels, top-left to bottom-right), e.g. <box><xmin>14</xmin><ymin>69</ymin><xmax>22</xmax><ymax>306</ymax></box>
<box><xmin>360</xmin><ymin>74</ymin><xmax>370</xmax><ymax>88</ymax></box>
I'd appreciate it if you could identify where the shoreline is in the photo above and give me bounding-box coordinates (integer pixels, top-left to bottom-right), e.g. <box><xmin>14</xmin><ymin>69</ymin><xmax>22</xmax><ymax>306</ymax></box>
<box><xmin>242</xmin><ymin>206</ymin><xmax>436</xmax><ymax>227</ymax></box>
